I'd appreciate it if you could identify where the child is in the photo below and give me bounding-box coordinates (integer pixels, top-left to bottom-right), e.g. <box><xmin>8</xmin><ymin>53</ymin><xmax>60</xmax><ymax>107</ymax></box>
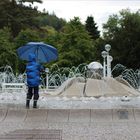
<box><xmin>26</xmin><ymin>53</ymin><xmax>43</xmax><ymax>108</ymax></box>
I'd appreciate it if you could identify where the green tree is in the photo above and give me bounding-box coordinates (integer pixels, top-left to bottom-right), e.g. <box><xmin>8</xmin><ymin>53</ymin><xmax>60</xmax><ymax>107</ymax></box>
<box><xmin>0</xmin><ymin>28</ymin><xmax>17</xmax><ymax>70</ymax></box>
<box><xmin>0</xmin><ymin>0</ymin><xmax>42</xmax><ymax>37</ymax></box>
<box><xmin>15</xmin><ymin>28</ymin><xmax>41</xmax><ymax>48</ymax></box>
<box><xmin>103</xmin><ymin>9</ymin><xmax>140</xmax><ymax>69</ymax></box>
<box><xmin>85</xmin><ymin>16</ymin><xmax>100</xmax><ymax>40</ymax></box>
<box><xmin>18</xmin><ymin>0</ymin><xmax>42</xmax><ymax>3</ymax></box>
<box><xmin>93</xmin><ymin>38</ymin><xmax>106</xmax><ymax>62</ymax></box>
<box><xmin>56</xmin><ymin>17</ymin><xmax>94</xmax><ymax>67</ymax></box>
<box><xmin>37</xmin><ymin>12</ymin><xmax>66</xmax><ymax>31</ymax></box>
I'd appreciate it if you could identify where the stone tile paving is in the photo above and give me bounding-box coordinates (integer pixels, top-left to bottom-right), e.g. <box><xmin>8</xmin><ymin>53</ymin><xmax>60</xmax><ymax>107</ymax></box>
<box><xmin>0</xmin><ymin>108</ymin><xmax>140</xmax><ymax>139</ymax></box>
<box><xmin>0</xmin><ymin>129</ymin><xmax>62</xmax><ymax>140</ymax></box>
<box><xmin>1</xmin><ymin>121</ymin><xmax>140</xmax><ymax>140</ymax></box>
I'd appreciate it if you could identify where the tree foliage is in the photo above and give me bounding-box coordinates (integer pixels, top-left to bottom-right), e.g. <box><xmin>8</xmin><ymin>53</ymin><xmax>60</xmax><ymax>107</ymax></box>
<box><xmin>103</xmin><ymin>9</ymin><xmax>140</xmax><ymax>69</ymax></box>
<box><xmin>37</xmin><ymin>12</ymin><xmax>66</xmax><ymax>31</ymax></box>
<box><xmin>0</xmin><ymin>28</ymin><xmax>17</xmax><ymax>70</ymax></box>
<box><xmin>15</xmin><ymin>28</ymin><xmax>41</xmax><ymax>48</ymax></box>
<box><xmin>85</xmin><ymin>16</ymin><xmax>100</xmax><ymax>40</ymax></box>
<box><xmin>0</xmin><ymin>1</ymin><xmax>139</xmax><ymax>73</ymax></box>
<box><xmin>56</xmin><ymin>17</ymin><xmax>95</xmax><ymax>67</ymax></box>
<box><xmin>0</xmin><ymin>0</ymin><xmax>41</xmax><ymax>37</ymax></box>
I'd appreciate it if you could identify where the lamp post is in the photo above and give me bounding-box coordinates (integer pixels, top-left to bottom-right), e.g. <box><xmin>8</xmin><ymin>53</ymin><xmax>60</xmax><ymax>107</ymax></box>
<box><xmin>101</xmin><ymin>51</ymin><xmax>108</xmax><ymax>78</ymax></box>
<box><xmin>45</xmin><ymin>68</ymin><xmax>49</xmax><ymax>89</ymax></box>
<box><xmin>108</xmin><ymin>55</ymin><xmax>113</xmax><ymax>77</ymax></box>
<box><xmin>105</xmin><ymin>44</ymin><xmax>111</xmax><ymax>77</ymax></box>
<box><xmin>138</xmin><ymin>70</ymin><xmax>140</xmax><ymax>91</ymax></box>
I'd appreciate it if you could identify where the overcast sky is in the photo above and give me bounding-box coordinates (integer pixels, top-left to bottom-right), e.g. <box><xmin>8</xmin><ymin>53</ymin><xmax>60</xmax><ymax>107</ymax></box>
<box><xmin>32</xmin><ymin>0</ymin><xmax>140</xmax><ymax>31</ymax></box>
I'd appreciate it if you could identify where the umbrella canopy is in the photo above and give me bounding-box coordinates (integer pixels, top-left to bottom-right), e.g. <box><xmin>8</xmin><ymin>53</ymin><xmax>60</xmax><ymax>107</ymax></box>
<box><xmin>17</xmin><ymin>42</ymin><xmax>58</xmax><ymax>63</ymax></box>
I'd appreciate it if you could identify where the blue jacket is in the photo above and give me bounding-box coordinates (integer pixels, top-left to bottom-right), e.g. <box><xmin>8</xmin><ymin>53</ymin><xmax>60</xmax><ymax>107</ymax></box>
<box><xmin>26</xmin><ymin>53</ymin><xmax>43</xmax><ymax>87</ymax></box>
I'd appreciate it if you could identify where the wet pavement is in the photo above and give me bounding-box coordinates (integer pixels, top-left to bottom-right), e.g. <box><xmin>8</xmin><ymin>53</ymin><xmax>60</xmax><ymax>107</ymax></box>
<box><xmin>0</xmin><ymin>107</ymin><xmax>140</xmax><ymax>139</ymax></box>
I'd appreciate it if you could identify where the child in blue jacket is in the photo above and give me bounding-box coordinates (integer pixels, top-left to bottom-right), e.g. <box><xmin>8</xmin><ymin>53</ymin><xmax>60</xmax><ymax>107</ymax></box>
<box><xmin>26</xmin><ymin>53</ymin><xmax>43</xmax><ymax>108</ymax></box>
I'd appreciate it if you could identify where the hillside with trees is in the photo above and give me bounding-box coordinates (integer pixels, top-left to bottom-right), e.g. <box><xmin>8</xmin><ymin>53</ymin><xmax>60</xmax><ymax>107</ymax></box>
<box><xmin>0</xmin><ymin>1</ymin><xmax>139</xmax><ymax>73</ymax></box>
<box><xmin>102</xmin><ymin>9</ymin><xmax>140</xmax><ymax>69</ymax></box>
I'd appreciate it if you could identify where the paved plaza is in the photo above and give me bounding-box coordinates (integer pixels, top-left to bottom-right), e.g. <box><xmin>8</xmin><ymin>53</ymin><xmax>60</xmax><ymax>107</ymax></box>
<box><xmin>0</xmin><ymin>107</ymin><xmax>140</xmax><ymax>139</ymax></box>
<box><xmin>0</xmin><ymin>77</ymin><xmax>140</xmax><ymax>139</ymax></box>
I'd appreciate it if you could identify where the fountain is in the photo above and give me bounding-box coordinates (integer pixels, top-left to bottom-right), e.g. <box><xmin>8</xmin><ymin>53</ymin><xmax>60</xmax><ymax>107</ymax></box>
<box><xmin>111</xmin><ymin>64</ymin><xmax>140</xmax><ymax>91</ymax></box>
<box><xmin>0</xmin><ymin>65</ymin><xmax>26</xmax><ymax>86</ymax></box>
<box><xmin>0</xmin><ymin>64</ymin><xmax>87</xmax><ymax>92</ymax></box>
<box><xmin>0</xmin><ymin>63</ymin><xmax>139</xmax><ymax>110</ymax></box>
<box><xmin>46</xmin><ymin>63</ymin><xmax>87</xmax><ymax>88</ymax></box>
<box><xmin>0</xmin><ymin>62</ymin><xmax>139</xmax><ymax>97</ymax></box>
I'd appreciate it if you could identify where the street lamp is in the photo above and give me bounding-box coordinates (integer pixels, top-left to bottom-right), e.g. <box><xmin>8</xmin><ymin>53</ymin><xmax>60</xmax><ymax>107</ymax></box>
<box><xmin>109</xmin><ymin>55</ymin><xmax>113</xmax><ymax>76</ymax></box>
<box><xmin>138</xmin><ymin>70</ymin><xmax>140</xmax><ymax>91</ymax></box>
<box><xmin>45</xmin><ymin>68</ymin><xmax>49</xmax><ymax>89</ymax></box>
<box><xmin>101</xmin><ymin>51</ymin><xmax>108</xmax><ymax>77</ymax></box>
<box><xmin>105</xmin><ymin>44</ymin><xmax>111</xmax><ymax>77</ymax></box>
<box><xmin>105</xmin><ymin>44</ymin><xmax>111</xmax><ymax>52</ymax></box>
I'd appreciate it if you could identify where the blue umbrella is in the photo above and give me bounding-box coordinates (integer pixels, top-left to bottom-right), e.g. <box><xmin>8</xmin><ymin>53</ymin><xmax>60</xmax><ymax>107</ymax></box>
<box><xmin>17</xmin><ymin>42</ymin><xmax>58</xmax><ymax>63</ymax></box>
